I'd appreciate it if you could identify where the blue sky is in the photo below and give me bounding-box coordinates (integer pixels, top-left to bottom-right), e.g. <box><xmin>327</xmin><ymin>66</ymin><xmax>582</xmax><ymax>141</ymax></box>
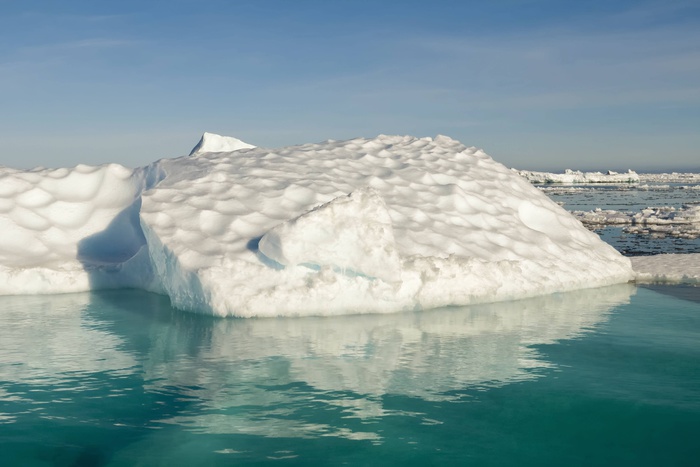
<box><xmin>1</xmin><ymin>0</ymin><xmax>699</xmax><ymax>171</ymax></box>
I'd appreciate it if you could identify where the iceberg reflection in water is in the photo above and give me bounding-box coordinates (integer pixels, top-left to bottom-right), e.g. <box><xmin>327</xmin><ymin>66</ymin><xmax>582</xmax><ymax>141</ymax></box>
<box><xmin>0</xmin><ymin>284</ymin><xmax>633</xmax><ymax>443</ymax></box>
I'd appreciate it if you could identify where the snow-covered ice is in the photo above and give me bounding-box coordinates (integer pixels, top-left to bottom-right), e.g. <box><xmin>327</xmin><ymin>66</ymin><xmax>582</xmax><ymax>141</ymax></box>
<box><xmin>0</xmin><ymin>163</ymin><xmax>164</xmax><ymax>294</ymax></box>
<box><xmin>1</xmin><ymin>133</ymin><xmax>638</xmax><ymax>316</ymax></box>
<box><xmin>258</xmin><ymin>187</ymin><xmax>402</xmax><ymax>283</ymax></box>
<box><xmin>632</xmin><ymin>254</ymin><xmax>700</xmax><ymax>285</ymax></box>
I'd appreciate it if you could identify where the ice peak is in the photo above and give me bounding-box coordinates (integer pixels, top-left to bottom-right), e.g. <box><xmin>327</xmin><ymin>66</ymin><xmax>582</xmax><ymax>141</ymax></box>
<box><xmin>189</xmin><ymin>132</ymin><xmax>255</xmax><ymax>156</ymax></box>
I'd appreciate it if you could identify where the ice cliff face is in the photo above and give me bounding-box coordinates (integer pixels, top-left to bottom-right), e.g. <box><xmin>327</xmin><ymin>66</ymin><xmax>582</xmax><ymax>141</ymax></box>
<box><xmin>0</xmin><ymin>134</ymin><xmax>634</xmax><ymax>316</ymax></box>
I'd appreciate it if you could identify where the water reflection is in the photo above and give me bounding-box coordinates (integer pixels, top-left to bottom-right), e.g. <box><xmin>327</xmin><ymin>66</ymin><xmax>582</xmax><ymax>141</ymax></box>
<box><xmin>0</xmin><ymin>284</ymin><xmax>634</xmax><ymax>442</ymax></box>
<box><xmin>0</xmin><ymin>294</ymin><xmax>138</xmax><ymax>383</ymax></box>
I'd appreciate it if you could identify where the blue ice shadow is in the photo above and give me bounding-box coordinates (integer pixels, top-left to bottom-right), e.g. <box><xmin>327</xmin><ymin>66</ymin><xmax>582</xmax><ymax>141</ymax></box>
<box><xmin>246</xmin><ymin>236</ymin><xmax>285</xmax><ymax>270</ymax></box>
<box><xmin>244</xmin><ymin>236</ymin><xmax>376</xmax><ymax>279</ymax></box>
<box><xmin>77</xmin><ymin>198</ymin><xmax>146</xmax><ymax>265</ymax></box>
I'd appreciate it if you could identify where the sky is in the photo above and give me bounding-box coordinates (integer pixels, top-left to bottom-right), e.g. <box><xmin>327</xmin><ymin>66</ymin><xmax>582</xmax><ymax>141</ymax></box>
<box><xmin>1</xmin><ymin>0</ymin><xmax>699</xmax><ymax>171</ymax></box>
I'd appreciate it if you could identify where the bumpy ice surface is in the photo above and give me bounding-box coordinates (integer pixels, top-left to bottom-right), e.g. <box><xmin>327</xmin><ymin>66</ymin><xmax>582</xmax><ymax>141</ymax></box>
<box><xmin>1</xmin><ymin>134</ymin><xmax>634</xmax><ymax>316</ymax></box>
<box><xmin>0</xmin><ymin>163</ymin><xmax>164</xmax><ymax>294</ymax></box>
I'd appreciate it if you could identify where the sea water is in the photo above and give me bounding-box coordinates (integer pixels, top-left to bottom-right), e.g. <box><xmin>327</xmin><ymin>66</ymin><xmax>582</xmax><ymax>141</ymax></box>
<box><xmin>0</xmin><ymin>285</ymin><xmax>699</xmax><ymax>466</ymax></box>
<box><xmin>2</xmin><ymin>184</ymin><xmax>700</xmax><ymax>466</ymax></box>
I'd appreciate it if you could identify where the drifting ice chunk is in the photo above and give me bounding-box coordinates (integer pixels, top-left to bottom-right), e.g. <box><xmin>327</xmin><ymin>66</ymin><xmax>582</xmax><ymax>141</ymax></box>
<box><xmin>259</xmin><ymin>188</ymin><xmax>401</xmax><ymax>283</ymax></box>
<box><xmin>572</xmin><ymin>205</ymin><xmax>700</xmax><ymax>239</ymax></box>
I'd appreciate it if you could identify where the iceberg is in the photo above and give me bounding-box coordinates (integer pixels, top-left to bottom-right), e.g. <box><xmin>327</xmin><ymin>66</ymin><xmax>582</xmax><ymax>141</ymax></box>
<box><xmin>0</xmin><ymin>133</ymin><xmax>635</xmax><ymax>316</ymax></box>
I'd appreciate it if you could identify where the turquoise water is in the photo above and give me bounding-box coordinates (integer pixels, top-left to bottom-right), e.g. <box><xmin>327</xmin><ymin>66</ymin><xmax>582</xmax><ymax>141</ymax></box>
<box><xmin>1</xmin><ymin>285</ymin><xmax>699</xmax><ymax>466</ymax></box>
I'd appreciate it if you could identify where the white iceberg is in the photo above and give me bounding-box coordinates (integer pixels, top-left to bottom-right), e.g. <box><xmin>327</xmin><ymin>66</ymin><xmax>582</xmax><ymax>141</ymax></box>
<box><xmin>0</xmin><ymin>133</ymin><xmax>635</xmax><ymax>316</ymax></box>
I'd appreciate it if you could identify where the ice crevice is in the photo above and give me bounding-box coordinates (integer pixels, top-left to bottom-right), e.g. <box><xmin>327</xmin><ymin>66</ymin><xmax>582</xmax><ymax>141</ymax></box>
<box><xmin>1</xmin><ymin>133</ymin><xmax>644</xmax><ymax>317</ymax></box>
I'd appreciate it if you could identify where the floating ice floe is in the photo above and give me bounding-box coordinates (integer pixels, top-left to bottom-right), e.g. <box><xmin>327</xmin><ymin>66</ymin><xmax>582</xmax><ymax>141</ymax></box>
<box><xmin>517</xmin><ymin>169</ymin><xmax>700</xmax><ymax>187</ymax></box>
<box><xmin>515</xmin><ymin>168</ymin><xmax>640</xmax><ymax>184</ymax></box>
<box><xmin>573</xmin><ymin>205</ymin><xmax>700</xmax><ymax>239</ymax></box>
<box><xmin>632</xmin><ymin>254</ymin><xmax>700</xmax><ymax>285</ymax></box>
<box><xmin>638</xmin><ymin>173</ymin><xmax>700</xmax><ymax>184</ymax></box>
<box><xmin>636</xmin><ymin>184</ymin><xmax>700</xmax><ymax>191</ymax></box>
<box><xmin>1</xmin><ymin>133</ymin><xmax>636</xmax><ymax>316</ymax></box>
<box><xmin>538</xmin><ymin>184</ymin><xmax>700</xmax><ymax>195</ymax></box>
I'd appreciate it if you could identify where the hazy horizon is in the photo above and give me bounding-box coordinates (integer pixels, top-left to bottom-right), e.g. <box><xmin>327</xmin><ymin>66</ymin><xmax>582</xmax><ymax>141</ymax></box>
<box><xmin>2</xmin><ymin>131</ymin><xmax>699</xmax><ymax>174</ymax></box>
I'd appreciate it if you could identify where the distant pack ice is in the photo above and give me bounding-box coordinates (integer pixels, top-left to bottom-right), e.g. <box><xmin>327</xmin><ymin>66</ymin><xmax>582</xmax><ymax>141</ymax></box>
<box><xmin>0</xmin><ymin>133</ymin><xmax>635</xmax><ymax>316</ymax></box>
<box><xmin>515</xmin><ymin>168</ymin><xmax>640</xmax><ymax>184</ymax></box>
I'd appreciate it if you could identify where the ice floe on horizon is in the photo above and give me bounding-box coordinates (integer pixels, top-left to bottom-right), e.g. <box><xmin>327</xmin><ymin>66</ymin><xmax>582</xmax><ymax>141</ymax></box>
<box><xmin>515</xmin><ymin>168</ymin><xmax>640</xmax><ymax>184</ymax></box>
<box><xmin>1</xmin><ymin>131</ymin><xmax>683</xmax><ymax>317</ymax></box>
<box><xmin>515</xmin><ymin>168</ymin><xmax>700</xmax><ymax>185</ymax></box>
<box><xmin>572</xmin><ymin>205</ymin><xmax>700</xmax><ymax>239</ymax></box>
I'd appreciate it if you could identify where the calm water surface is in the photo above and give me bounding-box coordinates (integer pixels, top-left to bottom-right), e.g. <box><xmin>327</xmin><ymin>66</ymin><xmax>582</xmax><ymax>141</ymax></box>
<box><xmin>1</xmin><ymin>285</ymin><xmax>698</xmax><ymax>466</ymax></box>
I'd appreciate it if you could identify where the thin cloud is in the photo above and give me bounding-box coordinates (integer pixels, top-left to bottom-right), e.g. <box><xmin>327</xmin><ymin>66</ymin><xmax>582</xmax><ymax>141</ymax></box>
<box><xmin>16</xmin><ymin>38</ymin><xmax>139</xmax><ymax>55</ymax></box>
<box><xmin>0</xmin><ymin>37</ymin><xmax>141</xmax><ymax>79</ymax></box>
<box><xmin>388</xmin><ymin>19</ymin><xmax>700</xmax><ymax>111</ymax></box>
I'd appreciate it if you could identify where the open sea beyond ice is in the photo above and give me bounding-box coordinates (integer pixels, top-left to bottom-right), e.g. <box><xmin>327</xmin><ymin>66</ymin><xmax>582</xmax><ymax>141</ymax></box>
<box><xmin>1</xmin><ymin>183</ymin><xmax>699</xmax><ymax>466</ymax></box>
